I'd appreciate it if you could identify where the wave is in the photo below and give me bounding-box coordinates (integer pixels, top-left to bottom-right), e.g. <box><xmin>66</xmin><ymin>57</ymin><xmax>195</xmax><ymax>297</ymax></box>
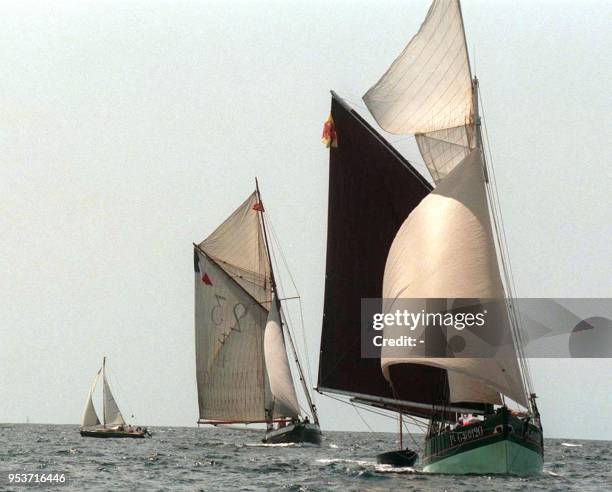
<box><xmin>561</xmin><ymin>443</ymin><xmax>583</xmax><ymax>447</ymax></box>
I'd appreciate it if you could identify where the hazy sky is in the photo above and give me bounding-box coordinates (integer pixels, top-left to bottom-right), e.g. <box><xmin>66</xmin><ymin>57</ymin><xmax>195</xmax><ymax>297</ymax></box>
<box><xmin>1</xmin><ymin>0</ymin><xmax>610</xmax><ymax>440</ymax></box>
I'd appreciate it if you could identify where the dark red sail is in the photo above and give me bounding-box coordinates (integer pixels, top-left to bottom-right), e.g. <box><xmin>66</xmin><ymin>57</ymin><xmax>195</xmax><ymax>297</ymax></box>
<box><xmin>317</xmin><ymin>92</ymin><xmax>455</xmax><ymax>411</ymax></box>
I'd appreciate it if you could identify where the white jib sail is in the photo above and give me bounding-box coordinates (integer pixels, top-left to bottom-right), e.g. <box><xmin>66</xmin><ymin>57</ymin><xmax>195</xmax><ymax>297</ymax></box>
<box><xmin>263</xmin><ymin>297</ymin><xmax>300</xmax><ymax>419</ymax></box>
<box><xmin>103</xmin><ymin>375</ymin><xmax>126</xmax><ymax>426</ymax></box>
<box><xmin>381</xmin><ymin>150</ymin><xmax>528</xmax><ymax>407</ymax></box>
<box><xmin>363</xmin><ymin>0</ymin><xmax>474</xmax><ymax>183</ymax></box>
<box><xmin>195</xmin><ymin>251</ymin><xmax>269</xmax><ymax>422</ymax></box>
<box><xmin>81</xmin><ymin>369</ymin><xmax>101</xmax><ymax>427</ymax></box>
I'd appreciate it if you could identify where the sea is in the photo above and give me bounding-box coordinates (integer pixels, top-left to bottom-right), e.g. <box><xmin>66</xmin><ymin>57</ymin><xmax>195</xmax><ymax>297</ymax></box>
<box><xmin>1</xmin><ymin>425</ymin><xmax>610</xmax><ymax>491</ymax></box>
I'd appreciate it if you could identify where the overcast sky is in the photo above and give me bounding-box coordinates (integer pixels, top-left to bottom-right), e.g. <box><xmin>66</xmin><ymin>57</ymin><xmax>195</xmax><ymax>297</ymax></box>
<box><xmin>0</xmin><ymin>0</ymin><xmax>610</xmax><ymax>440</ymax></box>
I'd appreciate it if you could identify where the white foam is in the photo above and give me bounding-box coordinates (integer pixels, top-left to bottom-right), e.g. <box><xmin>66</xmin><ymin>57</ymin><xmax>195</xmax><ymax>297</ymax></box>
<box><xmin>245</xmin><ymin>442</ymin><xmax>295</xmax><ymax>447</ymax></box>
<box><xmin>561</xmin><ymin>442</ymin><xmax>582</xmax><ymax>447</ymax></box>
<box><xmin>375</xmin><ymin>464</ymin><xmax>416</xmax><ymax>474</ymax></box>
<box><xmin>317</xmin><ymin>458</ymin><xmax>374</xmax><ymax>467</ymax></box>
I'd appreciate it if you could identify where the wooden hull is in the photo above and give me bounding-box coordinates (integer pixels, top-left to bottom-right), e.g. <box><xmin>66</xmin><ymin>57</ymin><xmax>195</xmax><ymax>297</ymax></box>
<box><xmin>423</xmin><ymin>409</ymin><xmax>543</xmax><ymax>475</ymax></box>
<box><xmin>376</xmin><ymin>449</ymin><xmax>418</xmax><ymax>467</ymax></box>
<box><xmin>80</xmin><ymin>427</ymin><xmax>148</xmax><ymax>439</ymax></box>
<box><xmin>262</xmin><ymin>422</ymin><xmax>321</xmax><ymax>445</ymax></box>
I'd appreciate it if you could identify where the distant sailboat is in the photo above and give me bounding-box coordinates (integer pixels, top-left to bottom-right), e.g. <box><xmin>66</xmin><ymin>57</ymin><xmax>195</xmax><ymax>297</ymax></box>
<box><xmin>80</xmin><ymin>357</ymin><xmax>149</xmax><ymax>438</ymax></box>
<box><xmin>318</xmin><ymin>0</ymin><xmax>543</xmax><ymax>475</ymax></box>
<box><xmin>193</xmin><ymin>181</ymin><xmax>321</xmax><ymax>444</ymax></box>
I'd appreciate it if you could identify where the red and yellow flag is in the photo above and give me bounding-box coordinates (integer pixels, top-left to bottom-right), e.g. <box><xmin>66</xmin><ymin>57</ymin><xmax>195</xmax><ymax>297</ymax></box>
<box><xmin>321</xmin><ymin>113</ymin><xmax>338</xmax><ymax>148</ymax></box>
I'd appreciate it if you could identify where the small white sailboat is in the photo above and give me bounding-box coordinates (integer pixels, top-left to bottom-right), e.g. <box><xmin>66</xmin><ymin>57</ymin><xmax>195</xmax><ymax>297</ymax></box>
<box><xmin>193</xmin><ymin>181</ymin><xmax>321</xmax><ymax>444</ymax></box>
<box><xmin>80</xmin><ymin>357</ymin><xmax>149</xmax><ymax>438</ymax></box>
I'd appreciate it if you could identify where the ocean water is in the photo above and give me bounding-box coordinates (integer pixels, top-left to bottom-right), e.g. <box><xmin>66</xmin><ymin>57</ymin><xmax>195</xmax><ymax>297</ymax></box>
<box><xmin>0</xmin><ymin>424</ymin><xmax>610</xmax><ymax>491</ymax></box>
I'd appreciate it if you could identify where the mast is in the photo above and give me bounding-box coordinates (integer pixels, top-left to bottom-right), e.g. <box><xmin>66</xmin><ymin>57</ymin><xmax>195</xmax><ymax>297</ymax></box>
<box><xmin>102</xmin><ymin>356</ymin><xmax>106</xmax><ymax>427</ymax></box>
<box><xmin>399</xmin><ymin>413</ymin><xmax>403</xmax><ymax>449</ymax></box>
<box><xmin>281</xmin><ymin>309</ymin><xmax>320</xmax><ymax>426</ymax></box>
<box><xmin>254</xmin><ymin>178</ymin><xmax>319</xmax><ymax>426</ymax></box>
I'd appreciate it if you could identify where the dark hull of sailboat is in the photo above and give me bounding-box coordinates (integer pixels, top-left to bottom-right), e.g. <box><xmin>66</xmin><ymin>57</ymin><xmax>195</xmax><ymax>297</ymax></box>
<box><xmin>376</xmin><ymin>449</ymin><xmax>418</xmax><ymax>467</ymax></box>
<box><xmin>423</xmin><ymin>408</ymin><xmax>543</xmax><ymax>475</ymax></box>
<box><xmin>80</xmin><ymin>428</ymin><xmax>148</xmax><ymax>439</ymax></box>
<box><xmin>262</xmin><ymin>422</ymin><xmax>321</xmax><ymax>445</ymax></box>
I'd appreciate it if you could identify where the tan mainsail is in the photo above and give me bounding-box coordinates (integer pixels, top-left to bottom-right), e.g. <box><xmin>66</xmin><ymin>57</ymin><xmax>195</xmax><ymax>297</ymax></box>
<box><xmin>381</xmin><ymin>150</ymin><xmax>527</xmax><ymax>407</ymax></box>
<box><xmin>195</xmin><ymin>251</ymin><xmax>269</xmax><ymax>421</ymax></box>
<box><xmin>363</xmin><ymin>0</ymin><xmax>474</xmax><ymax>183</ymax></box>
<box><xmin>198</xmin><ymin>192</ymin><xmax>272</xmax><ymax>306</ymax></box>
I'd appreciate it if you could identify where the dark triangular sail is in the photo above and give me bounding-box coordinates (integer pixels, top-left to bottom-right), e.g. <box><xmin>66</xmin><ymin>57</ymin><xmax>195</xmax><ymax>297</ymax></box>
<box><xmin>318</xmin><ymin>93</ymin><xmax>453</xmax><ymax>413</ymax></box>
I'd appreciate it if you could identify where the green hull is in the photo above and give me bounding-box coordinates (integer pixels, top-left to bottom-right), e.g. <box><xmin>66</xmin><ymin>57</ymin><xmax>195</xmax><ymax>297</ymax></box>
<box><xmin>422</xmin><ymin>408</ymin><xmax>543</xmax><ymax>475</ymax></box>
<box><xmin>423</xmin><ymin>437</ymin><xmax>543</xmax><ymax>475</ymax></box>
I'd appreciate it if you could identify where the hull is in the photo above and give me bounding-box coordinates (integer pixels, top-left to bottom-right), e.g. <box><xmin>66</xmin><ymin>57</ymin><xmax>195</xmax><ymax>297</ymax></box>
<box><xmin>263</xmin><ymin>422</ymin><xmax>321</xmax><ymax>445</ymax></box>
<box><xmin>423</xmin><ymin>408</ymin><xmax>543</xmax><ymax>475</ymax></box>
<box><xmin>80</xmin><ymin>427</ymin><xmax>148</xmax><ymax>439</ymax></box>
<box><xmin>376</xmin><ymin>449</ymin><xmax>418</xmax><ymax>467</ymax></box>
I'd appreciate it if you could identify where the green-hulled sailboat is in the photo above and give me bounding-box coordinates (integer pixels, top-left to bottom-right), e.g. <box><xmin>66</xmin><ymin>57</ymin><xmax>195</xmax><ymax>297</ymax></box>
<box><xmin>317</xmin><ymin>0</ymin><xmax>543</xmax><ymax>475</ymax></box>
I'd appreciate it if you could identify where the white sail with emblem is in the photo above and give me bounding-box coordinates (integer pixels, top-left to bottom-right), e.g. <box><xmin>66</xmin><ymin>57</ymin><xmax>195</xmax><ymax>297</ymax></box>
<box><xmin>194</xmin><ymin>250</ymin><xmax>269</xmax><ymax>422</ymax></box>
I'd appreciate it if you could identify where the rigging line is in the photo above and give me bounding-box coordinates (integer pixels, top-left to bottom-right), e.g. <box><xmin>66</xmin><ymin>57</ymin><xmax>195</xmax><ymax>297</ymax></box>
<box><xmin>478</xmin><ymin>93</ymin><xmax>534</xmax><ymax>396</ymax></box>
<box><xmin>268</xmin><ymin>238</ymin><xmax>308</xmax><ymax>390</ymax></box>
<box><xmin>351</xmin><ymin>402</ymin><xmax>374</xmax><ymax>433</ymax></box>
<box><xmin>483</xmin><ymin>159</ymin><xmax>532</xmax><ymax>398</ymax></box>
<box><xmin>105</xmin><ymin>365</ymin><xmax>135</xmax><ymax>423</ymax></box>
<box><xmin>264</xmin><ymin>215</ymin><xmax>319</xmax><ymax>424</ymax></box>
<box><xmin>323</xmin><ymin>393</ymin><xmax>397</xmax><ymax>422</ymax></box>
<box><xmin>264</xmin><ymin>215</ymin><xmax>314</xmax><ymax>392</ymax></box>
<box><xmin>339</xmin><ymin>95</ymin><xmax>370</xmax><ymax>112</ymax></box>
<box><xmin>401</xmin><ymin>417</ymin><xmax>422</xmax><ymax>449</ymax></box>
<box><xmin>479</xmin><ymin>103</ymin><xmax>533</xmax><ymax>394</ymax></box>
<box><xmin>322</xmin><ymin>392</ymin><xmax>429</xmax><ymax>438</ymax></box>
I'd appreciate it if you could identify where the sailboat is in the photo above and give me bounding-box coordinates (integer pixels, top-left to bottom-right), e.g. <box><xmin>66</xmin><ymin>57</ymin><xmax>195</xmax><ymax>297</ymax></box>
<box><xmin>80</xmin><ymin>357</ymin><xmax>149</xmax><ymax>438</ymax></box>
<box><xmin>193</xmin><ymin>181</ymin><xmax>321</xmax><ymax>445</ymax></box>
<box><xmin>317</xmin><ymin>0</ymin><xmax>543</xmax><ymax>475</ymax></box>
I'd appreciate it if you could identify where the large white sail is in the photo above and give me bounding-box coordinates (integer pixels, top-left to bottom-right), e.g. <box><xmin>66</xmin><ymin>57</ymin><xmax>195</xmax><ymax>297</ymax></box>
<box><xmin>264</xmin><ymin>297</ymin><xmax>300</xmax><ymax>419</ymax></box>
<box><xmin>363</xmin><ymin>0</ymin><xmax>474</xmax><ymax>183</ymax></box>
<box><xmin>381</xmin><ymin>150</ymin><xmax>528</xmax><ymax>407</ymax></box>
<box><xmin>81</xmin><ymin>370</ymin><xmax>101</xmax><ymax>428</ymax></box>
<box><xmin>195</xmin><ymin>251</ymin><xmax>269</xmax><ymax>422</ymax></box>
<box><xmin>198</xmin><ymin>192</ymin><xmax>272</xmax><ymax>306</ymax></box>
<box><xmin>103</xmin><ymin>375</ymin><xmax>126</xmax><ymax>426</ymax></box>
